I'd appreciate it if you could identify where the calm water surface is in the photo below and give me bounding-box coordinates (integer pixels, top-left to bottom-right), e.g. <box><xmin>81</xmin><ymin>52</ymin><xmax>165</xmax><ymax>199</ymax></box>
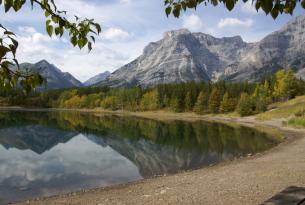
<box><xmin>0</xmin><ymin>110</ymin><xmax>278</xmax><ymax>204</ymax></box>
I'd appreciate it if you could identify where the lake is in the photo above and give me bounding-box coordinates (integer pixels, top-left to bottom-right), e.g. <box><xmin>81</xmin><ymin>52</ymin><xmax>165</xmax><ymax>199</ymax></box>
<box><xmin>0</xmin><ymin>110</ymin><xmax>278</xmax><ymax>204</ymax></box>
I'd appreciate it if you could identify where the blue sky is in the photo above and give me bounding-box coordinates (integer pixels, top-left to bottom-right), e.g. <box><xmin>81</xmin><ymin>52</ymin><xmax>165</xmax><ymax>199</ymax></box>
<box><xmin>1</xmin><ymin>0</ymin><xmax>305</xmax><ymax>82</ymax></box>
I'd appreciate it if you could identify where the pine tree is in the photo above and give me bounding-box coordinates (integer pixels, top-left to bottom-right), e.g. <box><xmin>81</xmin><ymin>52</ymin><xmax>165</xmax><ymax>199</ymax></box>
<box><xmin>185</xmin><ymin>91</ymin><xmax>193</xmax><ymax>111</ymax></box>
<box><xmin>219</xmin><ymin>92</ymin><xmax>236</xmax><ymax>113</ymax></box>
<box><xmin>208</xmin><ymin>88</ymin><xmax>222</xmax><ymax>113</ymax></box>
<box><xmin>194</xmin><ymin>91</ymin><xmax>209</xmax><ymax>114</ymax></box>
<box><xmin>237</xmin><ymin>93</ymin><xmax>253</xmax><ymax>116</ymax></box>
<box><xmin>170</xmin><ymin>97</ymin><xmax>183</xmax><ymax>112</ymax></box>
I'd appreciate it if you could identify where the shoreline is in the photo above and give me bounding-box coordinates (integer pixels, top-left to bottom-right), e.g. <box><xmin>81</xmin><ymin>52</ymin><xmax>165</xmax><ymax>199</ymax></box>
<box><xmin>4</xmin><ymin>107</ymin><xmax>305</xmax><ymax>205</ymax></box>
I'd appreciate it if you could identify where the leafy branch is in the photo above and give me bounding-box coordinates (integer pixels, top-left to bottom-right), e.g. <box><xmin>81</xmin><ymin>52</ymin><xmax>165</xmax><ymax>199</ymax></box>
<box><xmin>164</xmin><ymin>0</ymin><xmax>305</xmax><ymax>19</ymax></box>
<box><xmin>0</xmin><ymin>0</ymin><xmax>101</xmax><ymax>93</ymax></box>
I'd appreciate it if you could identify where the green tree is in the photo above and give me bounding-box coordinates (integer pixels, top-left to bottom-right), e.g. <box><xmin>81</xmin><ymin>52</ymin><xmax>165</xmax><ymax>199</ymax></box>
<box><xmin>101</xmin><ymin>96</ymin><xmax>118</xmax><ymax>110</ymax></box>
<box><xmin>208</xmin><ymin>88</ymin><xmax>222</xmax><ymax>113</ymax></box>
<box><xmin>0</xmin><ymin>0</ymin><xmax>101</xmax><ymax>92</ymax></box>
<box><xmin>185</xmin><ymin>91</ymin><xmax>193</xmax><ymax>111</ymax></box>
<box><xmin>140</xmin><ymin>90</ymin><xmax>159</xmax><ymax>111</ymax></box>
<box><xmin>273</xmin><ymin>69</ymin><xmax>299</xmax><ymax>100</ymax></box>
<box><xmin>219</xmin><ymin>92</ymin><xmax>237</xmax><ymax>113</ymax></box>
<box><xmin>237</xmin><ymin>93</ymin><xmax>254</xmax><ymax>116</ymax></box>
<box><xmin>194</xmin><ymin>91</ymin><xmax>209</xmax><ymax>114</ymax></box>
<box><xmin>164</xmin><ymin>0</ymin><xmax>304</xmax><ymax>19</ymax></box>
<box><xmin>170</xmin><ymin>97</ymin><xmax>183</xmax><ymax>112</ymax></box>
<box><xmin>252</xmin><ymin>82</ymin><xmax>272</xmax><ymax>113</ymax></box>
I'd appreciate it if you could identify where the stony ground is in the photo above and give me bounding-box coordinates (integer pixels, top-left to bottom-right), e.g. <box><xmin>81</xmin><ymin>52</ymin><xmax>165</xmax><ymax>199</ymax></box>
<box><xmin>15</xmin><ymin>115</ymin><xmax>305</xmax><ymax>205</ymax></box>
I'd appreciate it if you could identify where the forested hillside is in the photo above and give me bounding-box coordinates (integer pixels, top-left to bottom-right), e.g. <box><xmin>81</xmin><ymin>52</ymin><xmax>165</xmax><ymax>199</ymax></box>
<box><xmin>1</xmin><ymin>69</ymin><xmax>304</xmax><ymax>116</ymax></box>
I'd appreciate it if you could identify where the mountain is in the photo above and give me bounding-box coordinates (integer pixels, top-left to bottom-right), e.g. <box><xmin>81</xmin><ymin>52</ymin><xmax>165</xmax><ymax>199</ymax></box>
<box><xmin>18</xmin><ymin>60</ymin><xmax>83</xmax><ymax>89</ymax></box>
<box><xmin>84</xmin><ymin>71</ymin><xmax>110</xmax><ymax>86</ymax></box>
<box><xmin>99</xmin><ymin>15</ymin><xmax>305</xmax><ymax>88</ymax></box>
<box><xmin>0</xmin><ymin>125</ymin><xmax>77</xmax><ymax>154</ymax></box>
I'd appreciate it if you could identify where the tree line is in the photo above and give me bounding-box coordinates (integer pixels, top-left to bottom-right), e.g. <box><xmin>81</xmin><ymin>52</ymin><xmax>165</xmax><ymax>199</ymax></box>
<box><xmin>1</xmin><ymin>69</ymin><xmax>304</xmax><ymax>116</ymax></box>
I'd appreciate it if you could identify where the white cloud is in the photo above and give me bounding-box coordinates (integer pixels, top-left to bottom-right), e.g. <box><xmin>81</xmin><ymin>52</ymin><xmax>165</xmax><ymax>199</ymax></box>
<box><xmin>182</xmin><ymin>14</ymin><xmax>203</xmax><ymax>31</ymax></box>
<box><xmin>18</xmin><ymin>26</ymin><xmax>37</xmax><ymax>34</ymax></box>
<box><xmin>218</xmin><ymin>18</ymin><xmax>254</xmax><ymax>28</ymax></box>
<box><xmin>103</xmin><ymin>28</ymin><xmax>132</xmax><ymax>41</ymax></box>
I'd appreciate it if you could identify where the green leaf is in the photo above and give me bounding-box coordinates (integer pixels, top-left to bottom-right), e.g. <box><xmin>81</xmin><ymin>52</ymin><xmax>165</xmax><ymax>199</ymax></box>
<box><xmin>165</xmin><ymin>7</ymin><xmax>172</xmax><ymax>17</ymax></box>
<box><xmin>88</xmin><ymin>42</ymin><xmax>92</xmax><ymax>51</ymax></box>
<box><xmin>4</xmin><ymin>0</ymin><xmax>13</xmax><ymax>12</ymax></box>
<box><xmin>46</xmin><ymin>25</ymin><xmax>53</xmax><ymax>37</ymax></box>
<box><xmin>261</xmin><ymin>0</ymin><xmax>273</xmax><ymax>14</ymax></box>
<box><xmin>211</xmin><ymin>0</ymin><xmax>218</xmax><ymax>6</ymax></box>
<box><xmin>95</xmin><ymin>23</ymin><xmax>101</xmax><ymax>34</ymax></box>
<box><xmin>255</xmin><ymin>1</ymin><xmax>261</xmax><ymax>11</ymax></box>
<box><xmin>271</xmin><ymin>7</ymin><xmax>279</xmax><ymax>19</ymax></box>
<box><xmin>51</xmin><ymin>15</ymin><xmax>59</xmax><ymax>23</ymax></box>
<box><xmin>45</xmin><ymin>11</ymin><xmax>50</xmax><ymax>17</ymax></box>
<box><xmin>302</xmin><ymin>0</ymin><xmax>305</xmax><ymax>9</ymax></box>
<box><xmin>70</xmin><ymin>36</ymin><xmax>77</xmax><ymax>46</ymax></box>
<box><xmin>55</xmin><ymin>27</ymin><xmax>61</xmax><ymax>36</ymax></box>
<box><xmin>173</xmin><ymin>4</ymin><xmax>181</xmax><ymax>18</ymax></box>
<box><xmin>225</xmin><ymin>0</ymin><xmax>235</xmax><ymax>11</ymax></box>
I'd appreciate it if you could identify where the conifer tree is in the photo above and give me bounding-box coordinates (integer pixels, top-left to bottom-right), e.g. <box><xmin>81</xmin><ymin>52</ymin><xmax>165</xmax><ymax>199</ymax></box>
<box><xmin>185</xmin><ymin>91</ymin><xmax>193</xmax><ymax>111</ymax></box>
<box><xmin>194</xmin><ymin>91</ymin><xmax>209</xmax><ymax>114</ymax></box>
<box><xmin>219</xmin><ymin>92</ymin><xmax>236</xmax><ymax>113</ymax></box>
<box><xmin>237</xmin><ymin>93</ymin><xmax>253</xmax><ymax>116</ymax></box>
<box><xmin>208</xmin><ymin>88</ymin><xmax>222</xmax><ymax>113</ymax></box>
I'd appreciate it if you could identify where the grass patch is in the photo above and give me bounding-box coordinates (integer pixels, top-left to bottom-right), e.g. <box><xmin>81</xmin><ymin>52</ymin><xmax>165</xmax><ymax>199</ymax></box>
<box><xmin>287</xmin><ymin>117</ymin><xmax>305</xmax><ymax>128</ymax></box>
<box><xmin>256</xmin><ymin>96</ymin><xmax>305</xmax><ymax>121</ymax></box>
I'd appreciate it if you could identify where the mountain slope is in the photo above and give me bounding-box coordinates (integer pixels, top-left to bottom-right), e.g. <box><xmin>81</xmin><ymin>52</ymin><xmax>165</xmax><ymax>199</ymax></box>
<box><xmin>19</xmin><ymin>60</ymin><xmax>83</xmax><ymax>89</ymax></box>
<box><xmin>84</xmin><ymin>71</ymin><xmax>110</xmax><ymax>86</ymax></box>
<box><xmin>99</xmin><ymin>14</ymin><xmax>305</xmax><ymax>88</ymax></box>
<box><xmin>225</xmin><ymin>14</ymin><xmax>305</xmax><ymax>81</ymax></box>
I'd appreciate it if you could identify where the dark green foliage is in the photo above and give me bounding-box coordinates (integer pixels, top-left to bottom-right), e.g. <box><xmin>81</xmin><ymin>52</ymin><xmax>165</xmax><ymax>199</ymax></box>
<box><xmin>208</xmin><ymin>88</ymin><xmax>222</xmax><ymax>113</ymax></box>
<box><xmin>164</xmin><ymin>0</ymin><xmax>304</xmax><ymax>19</ymax></box>
<box><xmin>237</xmin><ymin>93</ymin><xmax>254</xmax><ymax>116</ymax></box>
<box><xmin>194</xmin><ymin>91</ymin><xmax>209</xmax><ymax>114</ymax></box>
<box><xmin>219</xmin><ymin>92</ymin><xmax>237</xmax><ymax>113</ymax></box>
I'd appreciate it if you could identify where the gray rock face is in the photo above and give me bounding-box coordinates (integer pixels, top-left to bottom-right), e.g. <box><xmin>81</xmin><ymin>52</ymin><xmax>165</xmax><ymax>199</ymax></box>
<box><xmin>84</xmin><ymin>71</ymin><xmax>110</xmax><ymax>86</ymax></box>
<box><xmin>99</xmin><ymin>14</ymin><xmax>305</xmax><ymax>87</ymax></box>
<box><xmin>19</xmin><ymin>60</ymin><xmax>83</xmax><ymax>89</ymax></box>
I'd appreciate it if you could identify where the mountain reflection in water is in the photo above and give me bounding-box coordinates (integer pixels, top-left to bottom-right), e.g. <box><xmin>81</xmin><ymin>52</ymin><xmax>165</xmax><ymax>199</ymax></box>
<box><xmin>0</xmin><ymin>111</ymin><xmax>277</xmax><ymax>204</ymax></box>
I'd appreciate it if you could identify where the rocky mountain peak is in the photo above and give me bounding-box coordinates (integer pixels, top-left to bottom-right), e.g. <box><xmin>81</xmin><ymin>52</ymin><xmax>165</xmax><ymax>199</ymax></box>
<box><xmin>163</xmin><ymin>29</ymin><xmax>191</xmax><ymax>38</ymax></box>
<box><xmin>98</xmin><ymin>14</ymin><xmax>305</xmax><ymax>87</ymax></box>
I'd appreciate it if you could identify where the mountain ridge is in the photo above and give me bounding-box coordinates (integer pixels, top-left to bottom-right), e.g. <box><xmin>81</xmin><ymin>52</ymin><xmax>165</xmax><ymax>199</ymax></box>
<box><xmin>18</xmin><ymin>60</ymin><xmax>83</xmax><ymax>90</ymax></box>
<box><xmin>99</xmin><ymin>14</ymin><xmax>305</xmax><ymax>88</ymax></box>
<box><xmin>84</xmin><ymin>71</ymin><xmax>111</xmax><ymax>86</ymax></box>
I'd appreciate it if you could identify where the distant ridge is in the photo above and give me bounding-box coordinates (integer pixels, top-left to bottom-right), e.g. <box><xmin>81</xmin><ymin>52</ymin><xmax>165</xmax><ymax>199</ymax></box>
<box><xmin>98</xmin><ymin>14</ymin><xmax>305</xmax><ymax>88</ymax></box>
<box><xmin>19</xmin><ymin>60</ymin><xmax>83</xmax><ymax>90</ymax></box>
<box><xmin>84</xmin><ymin>71</ymin><xmax>110</xmax><ymax>86</ymax></box>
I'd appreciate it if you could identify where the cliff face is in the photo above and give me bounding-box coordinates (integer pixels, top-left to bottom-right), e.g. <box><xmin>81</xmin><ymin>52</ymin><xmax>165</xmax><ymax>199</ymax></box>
<box><xmin>99</xmin><ymin>15</ymin><xmax>305</xmax><ymax>87</ymax></box>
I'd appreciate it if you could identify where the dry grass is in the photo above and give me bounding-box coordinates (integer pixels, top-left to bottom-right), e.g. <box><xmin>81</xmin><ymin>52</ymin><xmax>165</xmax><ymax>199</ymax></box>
<box><xmin>256</xmin><ymin>96</ymin><xmax>305</xmax><ymax>121</ymax></box>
